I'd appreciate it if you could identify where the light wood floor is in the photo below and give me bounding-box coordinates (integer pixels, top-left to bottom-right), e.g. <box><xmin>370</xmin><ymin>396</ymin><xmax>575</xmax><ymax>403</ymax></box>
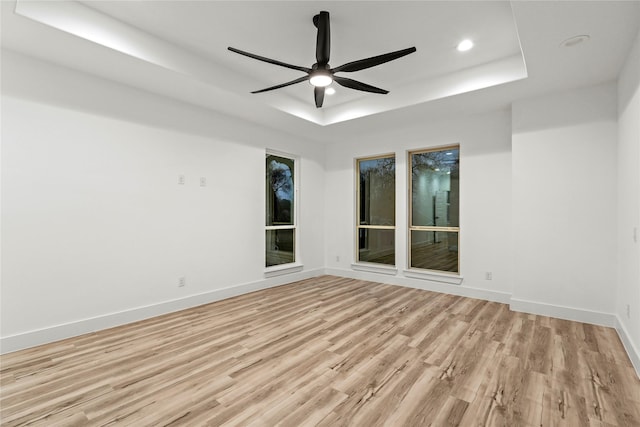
<box><xmin>1</xmin><ymin>276</ymin><xmax>639</xmax><ymax>426</ymax></box>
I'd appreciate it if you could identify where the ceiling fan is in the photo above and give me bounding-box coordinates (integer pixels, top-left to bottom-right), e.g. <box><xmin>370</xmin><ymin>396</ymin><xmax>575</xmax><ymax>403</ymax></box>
<box><xmin>228</xmin><ymin>11</ymin><xmax>416</xmax><ymax>108</ymax></box>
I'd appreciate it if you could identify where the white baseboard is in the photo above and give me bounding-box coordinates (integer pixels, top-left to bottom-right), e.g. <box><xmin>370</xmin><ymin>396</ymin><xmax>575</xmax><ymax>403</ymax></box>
<box><xmin>4</xmin><ymin>268</ymin><xmax>639</xmax><ymax>380</ymax></box>
<box><xmin>0</xmin><ymin>268</ymin><xmax>324</xmax><ymax>355</ymax></box>
<box><xmin>509</xmin><ymin>297</ymin><xmax>616</xmax><ymax>327</ymax></box>
<box><xmin>615</xmin><ymin>315</ymin><xmax>640</xmax><ymax>379</ymax></box>
<box><xmin>327</xmin><ymin>268</ymin><xmax>639</xmax><ymax>377</ymax></box>
<box><xmin>324</xmin><ymin>267</ymin><xmax>511</xmax><ymax>304</ymax></box>
<box><xmin>509</xmin><ymin>298</ymin><xmax>640</xmax><ymax>378</ymax></box>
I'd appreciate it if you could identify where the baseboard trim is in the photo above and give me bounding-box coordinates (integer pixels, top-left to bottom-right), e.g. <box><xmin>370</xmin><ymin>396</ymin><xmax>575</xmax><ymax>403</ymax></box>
<box><xmin>509</xmin><ymin>297</ymin><xmax>616</xmax><ymax>327</ymax></box>
<box><xmin>615</xmin><ymin>315</ymin><xmax>640</xmax><ymax>379</ymax></box>
<box><xmin>324</xmin><ymin>267</ymin><xmax>511</xmax><ymax>304</ymax></box>
<box><xmin>0</xmin><ymin>268</ymin><xmax>325</xmax><ymax>355</ymax></box>
<box><xmin>4</xmin><ymin>268</ymin><xmax>639</xmax><ymax>380</ymax></box>
<box><xmin>327</xmin><ymin>268</ymin><xmax>640</xmax><ymax>376</ymax></box>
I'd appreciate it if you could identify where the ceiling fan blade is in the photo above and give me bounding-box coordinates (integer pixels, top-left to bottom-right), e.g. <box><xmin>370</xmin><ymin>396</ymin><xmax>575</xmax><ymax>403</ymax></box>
<box><xmin>334</xmin><ymin>76</ymin><xmax>389</xmax><ymax>94</ymax></box>
<box><xmin>332</xmin><ymin>47</ymin><xmax>416</xmax><ymax>73</ymax></box>
<box><xmin>314</xmin><ymin>86</ymin><xmax>325</xmax><ymax>108</ymax></box>
<box><xmin>314</xmin><ymin>11</ymin><xmax>331</xmax><ymax>65</ymax></box>
<box><xmin>228</xmin><ymin>47</ymin><xmax>311</xmax><ymax>73</ymax></box>
<box><xmin>251</xmin><ymin>76</ymin><xmax>309</xmax><ymax>93</ymax></box>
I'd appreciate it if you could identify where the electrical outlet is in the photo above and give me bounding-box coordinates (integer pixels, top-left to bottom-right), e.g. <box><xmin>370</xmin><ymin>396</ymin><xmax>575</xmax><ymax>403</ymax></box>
<box><xmin>178</xmin><ymin>174</ymin><xmax>185</xmax><ymax>185</ymax></box>
<box><xmin>178</xmin><ymin>277</ymin><xmax>186</xmax><ymax>287</ymax></box>
<box><xmin>200</xmin><ymin>177</ymin><xmax>207</xmax><ymax>187</ymax></box>
<box><xmin>336</xmin><ymin>255</ymin><xmax>340</xmax><ymax>262</ymax></box>
<box><xmin>627</xmin><ymin>304</ymin><xmax>631</xmax><ymax>319</ymax></box>
<box><xmin>485</xmin><ymin>272</ymin><xmax>493</xmax><ymax>280</ymax></box>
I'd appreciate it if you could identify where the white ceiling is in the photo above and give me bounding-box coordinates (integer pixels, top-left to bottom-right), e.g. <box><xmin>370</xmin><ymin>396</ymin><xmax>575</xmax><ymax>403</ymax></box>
<box><xmin>2</xmin><ymin>1</ymin><xmax>639</xmax><ymax>142</ymax></box>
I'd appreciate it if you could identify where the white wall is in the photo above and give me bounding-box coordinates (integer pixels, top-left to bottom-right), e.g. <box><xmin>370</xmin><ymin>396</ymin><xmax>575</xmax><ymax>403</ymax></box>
<box><xmin>617</xmin><ymin>29</ymin><xmax>640</xmax><ymax>372</ymax></box>
<box><xmin>1</xmin><ymin>51</ymin><xmax>325</xmax><ymax>352</ymax></box>
<box><xmin>324</xmin><ymin>109</ymin><xmax>513</xmax><ymax>302</ymax></box>
<box><xmin>511</xmin><ymin>83</ymin><xmax>618</xmax><ymax>323</ymax></box>
<box><xmin>2</xmin><ymin>46</ymin><xmax>639</xmax><ymax>376</ymax></box>
<box><xmin>324</xmin><ymin>82</ymin><xmax>622</xmax><ymax>330</ymax></box>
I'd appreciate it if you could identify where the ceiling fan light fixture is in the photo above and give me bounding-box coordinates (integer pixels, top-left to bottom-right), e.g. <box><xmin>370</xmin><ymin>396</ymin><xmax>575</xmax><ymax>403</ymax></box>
<box><xmin>325</xmin><ymin>87</ymin><xmax>336</xmax><ymax>95</ymax></box>
<box><xmin>309</xmin><ymin>72</ymin><xmax>333</xmax><ymax>87</ymax></box>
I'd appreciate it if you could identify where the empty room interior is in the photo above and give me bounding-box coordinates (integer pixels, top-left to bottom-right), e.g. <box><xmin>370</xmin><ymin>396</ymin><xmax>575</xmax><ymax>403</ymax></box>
<box><xmin>2</xmin><ymin>0</ymin><xmax>640</xmax><ymax>425</ymax></box>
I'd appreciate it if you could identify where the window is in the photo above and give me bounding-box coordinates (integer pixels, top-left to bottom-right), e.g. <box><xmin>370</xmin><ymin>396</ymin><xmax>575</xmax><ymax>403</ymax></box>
<box><xmin>266</xmin><ymin>153</ymin><xmax>296</xmax><ymax>267</ymax></box>
<box><xmin>409</xmin><ymin>146</ymin><xmax>460</xmax><ymax>273</ymax></box>
<box><xmin>356</xmin><ymin>155</ymin><xmax>395</xmax><ymax>265</ymax></box>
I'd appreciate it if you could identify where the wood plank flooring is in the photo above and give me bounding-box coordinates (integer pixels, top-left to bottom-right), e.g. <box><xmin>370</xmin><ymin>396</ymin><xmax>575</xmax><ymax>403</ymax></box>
<box><xmin>1</xmin><ymin>276</ymin><xmax>639</xmax><ymax>426</ymax></box>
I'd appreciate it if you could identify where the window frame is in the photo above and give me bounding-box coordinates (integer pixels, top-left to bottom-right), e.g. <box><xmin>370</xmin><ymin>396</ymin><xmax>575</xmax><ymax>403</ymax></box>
<box><xmin>407</xmin><ymin>144</ymin><xmax>460</xmax><ymax>275</ymax></box>
<box><xmin>355</xmin><ymin>153</ymin><xmax>396</xmax><ymax>267</ymax></box>
<box><xmin>265</xmin><ymin>150</ymin><xmax>299</xmax><ymax>272</ymax></box>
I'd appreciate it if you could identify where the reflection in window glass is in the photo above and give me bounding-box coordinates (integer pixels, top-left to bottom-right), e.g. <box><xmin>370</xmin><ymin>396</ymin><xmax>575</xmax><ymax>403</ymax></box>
<box><xmin>409</xmin><ymin>147</ymin><xmax>460</xmax><ymax>273</ymax></box>
<box><xmin>266</xmin><ymin>229</ymin><xmax>295</xmax><ymax>267</ymax></box>
<box><xmin>358</xmin><ymin>228</ymin><xmax>395</xmax><ymax>265</ymax></box>
<box><xmin>266</xmin><ymin>153</ymin><xmax>296</xmax><ymax>267</ymax></box>
<box><xmin>359</xmin><ymin>157</ymin><xmax>395</xmax><ymax>226</ymax></box>
<box><xmin>410</xmin><ymin>230</ymin><xmax>459</xmax><ymax>272</ymax></box>
<box><xmin>357</xmin><ymin>155</ymin><xmax>395</xmax><ymax>266</ymax></box>
<box><xmin>411</xmin><ymin>149</ymin><xmax>459</xmax><ymax>227</ymax></box>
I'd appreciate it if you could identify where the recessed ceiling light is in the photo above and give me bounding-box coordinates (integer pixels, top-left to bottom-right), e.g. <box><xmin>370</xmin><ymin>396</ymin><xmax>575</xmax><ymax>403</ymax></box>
<box><xmin>560</xmin><ymin>35</ymin><xmax>590</xmax><ymax>48</ymax></box>
<box><xmin>325</xmin><ymin>87</ymin><xmax>336</xmax><ymax>95</ymax></box>
<box><xmin>457</xmin><ymin>39</ymin><xmax>474</xmax><ymax>52</ymax></box>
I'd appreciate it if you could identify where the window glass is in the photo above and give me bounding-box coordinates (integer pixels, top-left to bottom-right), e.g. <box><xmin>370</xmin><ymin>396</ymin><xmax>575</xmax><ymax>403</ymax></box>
<box><xmin>410</xmin><ymin>230</ymin><xmax>459</xmax><ymax>272</ymax></box>
<box><xmin>266</xmin><ymin>156</ymin><xmax>294</xmax><ymax>226</ymax></box>
<box><xmin>359</xmin><ymin>157</ymin><xmax>395</xmax><ymax>226</ymax></box>
<box><xmin>411</xmin><ymin>149</ymin><xmax>459</xmax><ymax>227</ymax></box>
<box><xmin>409</xmin><ymin>147</ymin><xmax>460</xmax><ymax>273</ymax></box>
<box><xmin>357</xmin><ymin>155</ymin><xmax>395</xmax><ymax>266</ymax></box>
<box><xmin>266</xmin><ymin>154</ymin><xmax>295</xmax><ymax>267</ymax></box>
<box><xmin>358</xmin><ymin>228</ymin><xmax>395</xmax><ymax>265</ymax></box>
<box><xmin>266</xmin><ymin>229</ymin><xmax>295</xmax><ymax>267</ymax></box>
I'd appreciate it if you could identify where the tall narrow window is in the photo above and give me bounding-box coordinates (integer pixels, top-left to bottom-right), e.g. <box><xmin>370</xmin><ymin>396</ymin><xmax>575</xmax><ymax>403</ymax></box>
<box><xmin>409</xmin><ymin>146</ymin><xmax>460</xmax><ymax>273</ymax></box>
<box><xmin>356</xmin><ymin>155</ymin><xmax>395</xmax><ymax>265</ymax></box>
<box><xmin>266</xmin><ymin>153</ymin><xmax>295</xmax><ymax>267</ymax></box>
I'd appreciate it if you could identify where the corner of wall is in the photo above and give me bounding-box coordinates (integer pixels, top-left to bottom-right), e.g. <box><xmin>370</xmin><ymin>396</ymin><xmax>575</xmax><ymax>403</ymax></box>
<box><xmin>616</xmin><ymin>315</ymin><xmax>640</xmax><ymax>379</ymax></box>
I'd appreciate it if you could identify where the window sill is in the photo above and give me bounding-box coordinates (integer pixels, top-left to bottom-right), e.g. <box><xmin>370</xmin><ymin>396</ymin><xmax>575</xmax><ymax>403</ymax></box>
<box><xmin>351</xmin><ymin>263</ymin><xmax>398</xmax><ymax>276</ymax></box>
<box><xmin>264</xmin><ymin>263</ymin><xmax>304</xmax><ymax>278</ymax></box>
<box><xmin>403</xmin><ymin>269</ymin><xmax>463</xmax><ymax>285</ymax></box>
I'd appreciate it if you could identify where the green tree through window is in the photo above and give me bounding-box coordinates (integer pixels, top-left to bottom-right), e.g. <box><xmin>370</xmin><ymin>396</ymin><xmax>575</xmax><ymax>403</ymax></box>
<box><xmin>266</xmin><ymin>154</ymin><xmax>295</xmax><ymax>267</ymax></box>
